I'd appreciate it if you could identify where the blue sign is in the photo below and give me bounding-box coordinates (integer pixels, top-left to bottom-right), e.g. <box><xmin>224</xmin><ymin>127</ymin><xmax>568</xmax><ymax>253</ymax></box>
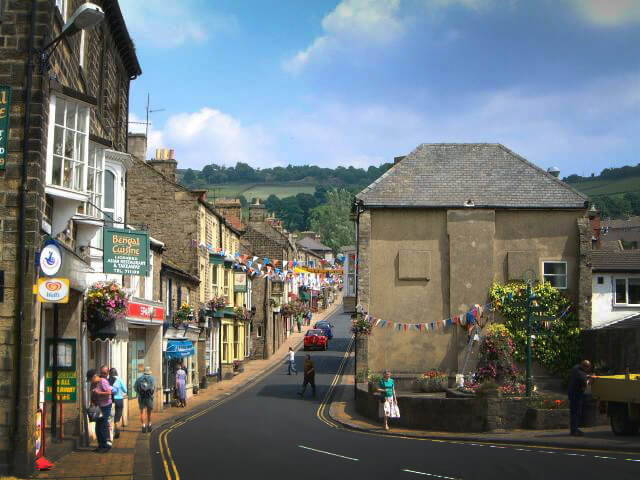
<box><xmin>165</xmin><ymin>339</ymin><xmax>194</xmax><ymax>359</ymax></box>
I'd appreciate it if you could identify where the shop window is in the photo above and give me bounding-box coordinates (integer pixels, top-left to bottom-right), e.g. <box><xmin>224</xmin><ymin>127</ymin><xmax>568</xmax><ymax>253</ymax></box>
<box><xmin>614</xmin><ymin>278</ymin><xmax>640</xmax><ymax>305</ymax></box>
<box><xmin>542</xmin><ymin>261</ymin><xmax>567</xmax><ymax>289</ymax></box>
<box><xmin>222</xmin><ymin>324</ymin><xmax>230</xmax><ymax>363</ymax></box>
<box><xmin>48</xmin><ymin>96</ymin><xmax>89</xmax><ymax>192</ymax></box>
<box><xmin>233</xmin><ymin>325</ymin><xmax>240</xmax><ymax>359</ymax></box>
<box><xmin>597</xmin><ymin>276</ymin><xmax>604</xmax><ymax>285</ymax></box>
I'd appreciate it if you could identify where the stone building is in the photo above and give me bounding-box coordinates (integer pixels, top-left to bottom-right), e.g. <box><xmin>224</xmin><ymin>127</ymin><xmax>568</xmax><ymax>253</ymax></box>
<box><xmin>354</xmin><ymin>143</ymin><xmax>592</xmax><ymax>377</ymax></box>
<box><xmin>126</xmin><ymin>140</ymin><xmax>248</xmax><ymax>382</ymax></box>
<box><xmin>0</xmin><ymin>1</ymin><xmax>140</xmax><ymax>474</ymax></box>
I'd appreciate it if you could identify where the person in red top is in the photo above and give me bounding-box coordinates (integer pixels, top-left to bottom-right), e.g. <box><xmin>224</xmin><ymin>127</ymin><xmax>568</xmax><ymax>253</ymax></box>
<box><xmin>91</xmin><ymin>365</ymin><xmax>113</xmax><ymax>452</ymax></box>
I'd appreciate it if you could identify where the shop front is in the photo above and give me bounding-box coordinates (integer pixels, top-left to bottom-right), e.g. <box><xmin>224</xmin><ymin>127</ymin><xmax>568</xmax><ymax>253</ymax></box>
<box><xmin>163</xmin><ymin>325</ymin><xmax>201</xmax><ymax>405</ymax></box>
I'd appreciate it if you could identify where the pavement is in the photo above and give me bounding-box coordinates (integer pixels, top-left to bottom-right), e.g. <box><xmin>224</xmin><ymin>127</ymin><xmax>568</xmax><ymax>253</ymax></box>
<box><xmin>328</xmin><ymin>356</ymin><xmax>640</xmax><ymax>455</ymax></box>
<box><xmin>151</xmin><ymin>308</ymin><xmax>640</xmax><ymax>480</ymax></box>
<box><xmin>29</xmin><ymin>301</ymin><xmax>343</xmax><ymax>480</ymax></box>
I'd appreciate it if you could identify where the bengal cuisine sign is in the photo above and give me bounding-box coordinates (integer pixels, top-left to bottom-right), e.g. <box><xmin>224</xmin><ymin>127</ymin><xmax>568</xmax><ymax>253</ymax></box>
<box><xmin>103</xmin><ymin>228</ymin><xmax>150</xmax><ymax>276</ymax></box>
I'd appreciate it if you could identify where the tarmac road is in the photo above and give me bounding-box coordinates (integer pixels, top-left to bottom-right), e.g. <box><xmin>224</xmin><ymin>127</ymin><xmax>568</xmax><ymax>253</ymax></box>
<box><xmin>151</xmin><ymin>311</ymin><xmax>640</xmax><ymax>480</ymax></box>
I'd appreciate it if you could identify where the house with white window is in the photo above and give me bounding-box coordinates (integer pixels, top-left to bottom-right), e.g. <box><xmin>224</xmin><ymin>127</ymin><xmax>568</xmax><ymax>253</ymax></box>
<box><xmin>591</xmin><ymin>250</ymin><xmax>640</xmax><ymax>328</ymax></box>
<box><xmin>354</xmin><ymin>143</ymin><xmax>592</xmax><ymax>376</ymax></box>
<box><xmin>0</xmin><ymin>1</ymin><xmax>142</xmax><ymax>472</ymax></box>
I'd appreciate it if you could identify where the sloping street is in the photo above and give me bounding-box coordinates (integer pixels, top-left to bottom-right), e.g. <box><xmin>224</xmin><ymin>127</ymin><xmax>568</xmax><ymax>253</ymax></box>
<box><xmin>152</xmin><ymin>311</ymin><xmax>640</xmax><ymax>480</ymax></box>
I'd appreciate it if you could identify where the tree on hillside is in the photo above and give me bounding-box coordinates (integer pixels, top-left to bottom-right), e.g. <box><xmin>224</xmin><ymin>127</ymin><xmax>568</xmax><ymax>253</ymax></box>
<box><xmin>278</xmin><ymin>196</ymin><xmax>305</xmax><ymax>231</ymax></box>
<box><xmin>182</xmin><ymin>168</ymin><xmax>196</xmax><ymax>186</ymax></box>
<box><xmin>309</xmin><ymin>189</ymin><xmax>355</xmax><ymax>253</ymax></box>
<box><xmin>265</xmin><ymin>194</ymin><xmax>282</xmax><ymax>214</ymax></box>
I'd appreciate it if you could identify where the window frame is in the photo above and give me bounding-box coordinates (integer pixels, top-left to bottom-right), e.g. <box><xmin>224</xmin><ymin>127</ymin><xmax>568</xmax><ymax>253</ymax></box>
<box><xmin>47</xmin><ymin>95</ymin><xmax>90</xmax><ymax>194</ymax></box>
<box><xmin>613</xmin><ymin>277</ymin><xmax>640</xmax><ymax>306</ymax></box>
<box><xmin>542</xmin><ymin>261</ymin><xmax>568</xmax><ymax>290</ymax></box>
<box><xmin>82</xmin><ymin>142</ymin><xmax>104</xmax><ymax>218</ymax></box>
<box><xmin>55</xmin><ymin>0</ymin><xmax>68</xmax><ymax>21</ymax></box>
<box><xmin>102</xmin><ymin>168</ymin><xmax>116</xmax><ymax>223</ymax></box>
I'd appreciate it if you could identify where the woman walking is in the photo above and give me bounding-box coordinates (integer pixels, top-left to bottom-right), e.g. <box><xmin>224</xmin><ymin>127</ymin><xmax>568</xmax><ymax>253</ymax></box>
<box><xmin>175</xmin><ymin>363</ymin><xmax>187</xmax><ymax>407</ymax></box>
<box><xmin>108</xmin><ymin>368</ymin><xmax>127</xmax><ymax>438</ymax></box>
<box><xmin>377</xmin><ymin>370</ymin><xmax>400</xmax><ymax>430</ymax></box>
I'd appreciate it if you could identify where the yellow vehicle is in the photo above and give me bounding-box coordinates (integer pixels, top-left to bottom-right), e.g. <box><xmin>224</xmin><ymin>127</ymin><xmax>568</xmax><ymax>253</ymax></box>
<box><xmin>591</xmin><ymin>373</ymin><xmax>640</xmax><ymax>435</ymax></box>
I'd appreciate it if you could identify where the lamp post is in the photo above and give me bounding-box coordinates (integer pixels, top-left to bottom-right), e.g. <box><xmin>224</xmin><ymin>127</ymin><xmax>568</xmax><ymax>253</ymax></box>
<box><xmin>523</xmin><ymin>270</ymin><xmax>536</xmax><ymax>397</ymax></box>
<box><xmin>39</xmin><ymin>3</ymin><xmax>105</xmax><ymax>73</ymax></box>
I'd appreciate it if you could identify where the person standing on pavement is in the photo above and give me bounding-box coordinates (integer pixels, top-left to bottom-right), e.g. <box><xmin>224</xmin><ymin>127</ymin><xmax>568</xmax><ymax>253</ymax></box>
<box><xmin>568</xmin><ymin>360</ymin><xmax>592</xmax><ymax>436</ymax></box>
<box><xmin>286</xmin><ymin>347</ymin><xmax>297</xmax><ymax>375</ymax></box>
<box><xmin>175</xmin><ymin>363</ymin><xmax>187</xmax><ymax>407</ymax></box>
<box><xmin>296</xmin><ymin>314</ymin><xmax>303</xmax><ymax>333</ymax></box>
<box><xmin>297</xmin><ymin>354</ymin><xmax>316</xmax><ymax>398</ymax></box>
<box><xmin>134</xmin><ymin>366</ymin><xmax>156</xmax><ymax>433</ymax></box>
<box><xmin>108</xmin><ymin>368</ymin><xmax>127</xmax><ymax>439</ymax></box>
<box><xmin>377</xmin><ymin>370</ymin><xmax>400</xmax><ymax>431</ymax></box>
<box><xmin>91</xmin><ymin>365</ymin><xmax>114</xmax><ymax>452</ymax></box>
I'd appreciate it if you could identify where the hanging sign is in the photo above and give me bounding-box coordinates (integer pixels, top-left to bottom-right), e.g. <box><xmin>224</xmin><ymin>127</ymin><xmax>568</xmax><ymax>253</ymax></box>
<box><xmin>0</xmin><ymin>86</ymin><xmax>11</xmax><ymax>171</ymax></box>
<box><xmin>103</xmin><ymin>227</ymin><xmax>150</xmax><ymax>276</ymax></box>
<box><xmin>234</xmin><ymin>272</ymin><xmax>247</xmax><ymax>292</ymax></box>
<box><xmin>36</xmin><ymin>277</ymin><xmax>70</xmax><ymax>303</ymax></box>
<box><xmin>40</xmin><ymin>242</ymin><xmax>63</xmax><ymax>276</ymax></box>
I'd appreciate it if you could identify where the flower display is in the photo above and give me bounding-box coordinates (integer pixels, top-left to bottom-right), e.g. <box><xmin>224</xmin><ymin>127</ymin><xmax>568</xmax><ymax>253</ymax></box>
<box><xmin>87</xmin><ymin>281</ymin><xmax>127</xmax><ymax>320</ymax></box>
<box><xmin>418</xmin><ymin>369</ymin><xmax>448</xmax><ymax>392</ymax></box>
<box><xmin>208</xmin><ymin>295</ymin><xmax>227</xmax><ymax>311</ymax></box>
<box><xmin>234</xmin><ymin>306</ymin><xmax>250</xmax><ymax>321</ymax></box>
<box><xmin>174</xmin><ymin>302</ymin><xmax>194</xmax><ymax>325</ymax></box>
<box><xmin>476</xmin><ymin>323</ymin><xmax>520</xmax><ymax>385</ymax></box>
<box><xmin>351</xmin><ymin>315</ymin><xmax>373</xmax><ymax>335</ymax></box>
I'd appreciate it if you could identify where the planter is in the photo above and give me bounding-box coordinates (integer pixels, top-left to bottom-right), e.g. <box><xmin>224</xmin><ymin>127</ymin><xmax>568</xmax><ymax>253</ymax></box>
<box><xmin>418</xmin><ymin>377</ymin><xmax>448</xmax><ymax>393</ymax></box>
<box><xmin>524</xmin><ymin>407</ymin><xmax>570</xmax><ymax>430</ymax></box>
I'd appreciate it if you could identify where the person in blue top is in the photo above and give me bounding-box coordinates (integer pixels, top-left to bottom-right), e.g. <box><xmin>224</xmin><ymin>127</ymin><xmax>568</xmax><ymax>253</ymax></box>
<box><xmin>377</xmin><ymin>370</ymin><xmax>400</xmax><ymax>430</ymax></box>
<box><xmin>108</xmin><ymin>368</ymin><xmax>127</xmax><ymax>439</ymax></box>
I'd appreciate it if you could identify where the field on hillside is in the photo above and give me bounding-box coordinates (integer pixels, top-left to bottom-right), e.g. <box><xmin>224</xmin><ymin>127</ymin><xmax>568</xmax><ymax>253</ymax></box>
<box><xmin>205</xmin><ymin>183</ymin><xmax>317</xmax><ymax>200</ymax></box>
<box><xmin>567</xmin><ymin>176</ymin><xmax>640</xmax><ymax>197</ymax></box>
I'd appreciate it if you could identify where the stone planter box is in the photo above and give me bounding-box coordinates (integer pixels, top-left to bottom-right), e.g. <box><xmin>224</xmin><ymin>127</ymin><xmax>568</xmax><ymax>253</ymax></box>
<box><xmin>418</xmin><ymin>377</ymin><xmax>448</xmax><ymax>393</ymax></box>
<box><xmin>524</xmin><ymin>408</ymin><xmax>570</xmax><ymax>430</ymax></box>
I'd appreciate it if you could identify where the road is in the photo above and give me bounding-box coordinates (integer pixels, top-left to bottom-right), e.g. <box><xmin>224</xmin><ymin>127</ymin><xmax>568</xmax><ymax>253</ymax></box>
<box><xmin>152</xmin><ymin>311</ymin><xmax>640</xmax><ymax>480</ymax></box>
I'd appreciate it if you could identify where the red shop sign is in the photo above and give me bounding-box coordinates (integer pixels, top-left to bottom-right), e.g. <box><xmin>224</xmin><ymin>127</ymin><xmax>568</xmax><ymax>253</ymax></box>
<box><xmin>127</xmin><ymin>301</ymin><xmax>165</xmax><ymax>323</ymax></box>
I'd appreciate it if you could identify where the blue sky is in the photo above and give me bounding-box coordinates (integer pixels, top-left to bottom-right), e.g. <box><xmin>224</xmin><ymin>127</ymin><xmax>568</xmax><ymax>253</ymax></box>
<box><xmin>120</xmin><ymin>0</ymin><xmax>640</xmax><ymax>177</ymax></box>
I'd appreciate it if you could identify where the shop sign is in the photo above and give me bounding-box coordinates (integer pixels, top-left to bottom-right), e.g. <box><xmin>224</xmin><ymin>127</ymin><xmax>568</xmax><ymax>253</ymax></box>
<box><xmin>0</xmin><ymin>86</ymin><xmax>11</xmax><ymax>171</ymax></box>
<box><xmin>103</xmin><ymin>228</ymin><xmax>149</xmax><ymax>276</ymax></box>
<box><xmin>36</xmin><ymin>277</ymin><xmax>70</xmax><ymax>303</ymax></box>
<box><xmin>209</xmin><ymin>254</ymin><xmax>224</xmax><ymax>265</ymax></box>
<box><xmin>45</xmin><ymin>370</ymin><xmax>77</xmax><ymax>403</ymax></box>
<box><xmin>127</xmin><ymin>300</ymin><xmax>165</xmax><ymax>324</ymax></box>
<box><xmin>234</xmin><ymin>272</ymin><xmax>247</xmax><ymax>292</ymax></box>
<box><xmin>40</xmin><ymin>242</ymin><xmax>63</xmax><ymax>276</ymax></box>
<box><xmin>271</xmin><ymin>281</ymin><xmax>283</xmax><ymax>295</ymax></box>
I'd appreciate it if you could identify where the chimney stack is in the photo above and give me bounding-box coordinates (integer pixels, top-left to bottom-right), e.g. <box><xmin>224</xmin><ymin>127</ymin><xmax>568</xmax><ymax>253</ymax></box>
<box><xmin>249</xmin><ymin>198</ymin><xmax>266</xmax><ymax>223</ymax></box>
<box><xmin>147</xmin><ymin>147</ymin><xmax>178</xmax><ymax>182</ymax></box>
<box><xmin>127</xmin><ymin>133</ymin><xmax>147</xmax><ymax>160</ymax></box>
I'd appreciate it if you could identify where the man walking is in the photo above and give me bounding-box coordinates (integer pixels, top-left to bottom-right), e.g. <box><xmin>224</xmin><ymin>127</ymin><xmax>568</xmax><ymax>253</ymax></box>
<box><xmin>286</xmin><ymin>347</ymin><xmax>297</xmax><ymax>375</ymax></box>
<box><xmin>297</xmin><ymin>355</ymin><xmax>316</xmax><ymax>398</ymax></box>
<box><xmin>91</xmin><ymin>365</ymin><xmax>113</xmax><ymax>452</ymax></box>
<box><xmin>568</xmin><ymin>360</ymin><xmax>592</xmax><ymax>436</ymax></box>
<box><xmin>134</xmin><ymin>366</ymin><xmax>156</xmax><ymax>433</ymax></box>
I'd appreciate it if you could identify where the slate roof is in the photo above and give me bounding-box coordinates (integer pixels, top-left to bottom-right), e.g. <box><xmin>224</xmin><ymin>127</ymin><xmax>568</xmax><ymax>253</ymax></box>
<box><xmin>297</xmin><ymin>236</ymin><xmax>332</xmax><ymax>252</ymax></box>
<box><xmin>356</xmin><ymin>144</ymin><xmax>588</xmax><ymax>209</ymax></box>
<box><xmin>591</xmin><ymin>250</ymin><xmax>640</xmax><ymax>272</ymax></box>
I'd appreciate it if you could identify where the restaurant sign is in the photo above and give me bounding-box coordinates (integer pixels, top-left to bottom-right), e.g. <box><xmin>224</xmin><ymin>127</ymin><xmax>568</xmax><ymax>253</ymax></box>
<box><xmin>0</xmin><ymin>86</ymin><xmax>11</xmax><ymax>171</ymax></box>
<box><xmin>103</xmin><ymin>228</ymin><xmax>149</xmax><ymax>276</ymax></box>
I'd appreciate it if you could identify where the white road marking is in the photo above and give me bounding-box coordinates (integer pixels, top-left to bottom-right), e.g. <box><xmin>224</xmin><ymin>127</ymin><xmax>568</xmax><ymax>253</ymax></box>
<box><xmin>298</xmin><ymin>445</ymin><xmax>359</xmax><ymax>461</ymax></box>
<box><xmin>594</xmin><ymin>456</ymin><xmax>616</xmax><ymax>460</ymax></box>
<box><xmin>402</xmin><ymin>469</ymin><xmax>460</xmax><ymax>479</ymax></box>
<box><xmin>625</xmin><ymin>459</ymin><xmax>640</xmax><ymax>462</ymax></box>
<box><xmin>564</xmin><ymin>453</ymin><xmax>586</xmax><ymax>457</ymax></box>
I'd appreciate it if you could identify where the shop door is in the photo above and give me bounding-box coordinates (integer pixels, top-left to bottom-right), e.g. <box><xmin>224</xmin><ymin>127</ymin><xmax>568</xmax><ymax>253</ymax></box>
<box><xmin>127</xmin><ymin>328</ymin><xmax>146</xmax><ymax>399</ymax></box>
<box><xmin>207</xmin><ymin>323</ymin><xmax>220</xmax><ymax>375</ymax></box>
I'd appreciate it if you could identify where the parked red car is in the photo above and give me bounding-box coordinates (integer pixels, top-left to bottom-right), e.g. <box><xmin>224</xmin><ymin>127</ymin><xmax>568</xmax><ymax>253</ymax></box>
<box><xmin>304</xmin><ymin>329</ymin><xmax>328</xmax><ymax>351</ymax></box>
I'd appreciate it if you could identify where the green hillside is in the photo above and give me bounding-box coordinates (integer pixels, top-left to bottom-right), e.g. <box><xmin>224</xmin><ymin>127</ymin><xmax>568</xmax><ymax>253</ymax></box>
<box><xmin>205</xmin><ymin>183</ymin><xmax>317</xmax><ymax>201</ymax></box>
<box><xmin>566</xmin><ymin>176</ymin><xmax>640</xmax><ymax>197</ymax></box>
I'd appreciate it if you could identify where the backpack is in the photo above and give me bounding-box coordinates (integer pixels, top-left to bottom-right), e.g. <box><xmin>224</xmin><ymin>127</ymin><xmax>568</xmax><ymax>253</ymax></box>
<box><xmin>138</xmin><ymin>375</ymin><xmax>153</xmax><ymax>397</ymax></box>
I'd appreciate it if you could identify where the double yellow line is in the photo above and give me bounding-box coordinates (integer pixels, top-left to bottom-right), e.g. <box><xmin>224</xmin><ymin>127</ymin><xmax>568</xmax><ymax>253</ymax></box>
<box><xmin>317</xmin><ymin>335</ymin><xmax>355</xmax><ymax>428</ymax></box>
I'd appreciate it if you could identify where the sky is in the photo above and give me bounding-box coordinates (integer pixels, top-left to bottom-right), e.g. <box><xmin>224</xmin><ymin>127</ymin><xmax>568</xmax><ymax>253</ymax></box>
<box><xmin>120</xmin><ymin>0</ymin><xmax>640</xmax><ymax>177</ymax></box>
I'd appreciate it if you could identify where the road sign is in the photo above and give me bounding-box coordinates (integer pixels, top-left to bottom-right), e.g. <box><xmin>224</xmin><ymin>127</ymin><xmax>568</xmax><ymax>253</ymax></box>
<box><xmin>36</xmin><ymin>278</ymin><xmax>70</xmax><ymax>303</ymax></box>
<box><xmin>40</xmin><ymin>242</ymin><xmax>63</xmax><ymax>276</ymax></box>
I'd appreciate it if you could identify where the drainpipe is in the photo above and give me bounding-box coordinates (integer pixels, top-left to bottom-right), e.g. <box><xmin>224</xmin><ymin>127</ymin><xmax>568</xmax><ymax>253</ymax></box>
<box><xmin>14</xmin><ymin>0</ymin><xmax>38</xmax><ymax>473</ymax></box>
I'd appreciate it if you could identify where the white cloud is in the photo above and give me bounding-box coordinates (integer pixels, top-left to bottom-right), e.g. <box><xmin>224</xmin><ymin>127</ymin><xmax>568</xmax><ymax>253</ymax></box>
<box><xmin>567</xmin><ymin>0</ymin><xmax>640</xmax><ymax>27</ymax></box>
<box><xmin>119</xmin><ymin>0</ymin><xmax>237</xmax><ymax>48</ymax></box>
<box><xmin>284</xmin><ymin>0</ymin><xmax>405</xmax><ymax>73</ymax></box>
<box><xmin>130</xmin><ymin>108</ymin><xmax>277</xmax><ymax>169</ymax></box>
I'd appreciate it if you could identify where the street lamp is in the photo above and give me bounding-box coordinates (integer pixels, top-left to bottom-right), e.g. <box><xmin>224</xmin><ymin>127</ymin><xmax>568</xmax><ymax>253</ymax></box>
<box><xmin>39</xmin><ymin>3</ymin><xmax>105</xmax><ymax>72</ymax></box>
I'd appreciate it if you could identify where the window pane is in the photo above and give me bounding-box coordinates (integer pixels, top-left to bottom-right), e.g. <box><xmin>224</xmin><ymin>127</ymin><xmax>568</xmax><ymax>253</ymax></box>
<box><xmin>87</xmin><ymin>168</ymin><xmax>95</xmax><ymax>192</ymax></box>
<box><xmin>544</xmin><ymin>262</ymin><xmax>566</xmax><ymax>275</ymax></box>
<box><xmin>77</xmin><ymin>106</ymin><xmax>88</xmax><ymax>133</ymax></box>
<box><xmin>104</xmin><ymin>170</ymin><xmax>115</xmax><ymax>209</ymax></box>
<box><xmin>629</xmin><ymin>279</ymin><xmax>640</xmax><ymax>304</ymax></box>
<box><xmin>53</xmin><ymin>126</ymin><xmax>64</xmax><ymax>156</ymax></box>
<box><xmin>64</xmin><ymin>129</ymin><xmax>74</xmax><ymax>159</ymax></box>
<box><xmin>615</xmin><ymin>279</ymin><xmax>627</xmax><ymax>303</ymax></box>
<box><xmin>75</xmin><ymin>132</ymin><xmax>85</xmax><ymax>163</ymax></box>
<box><xmin>88</xmin><ymin>143</ymin><xmax>95</xmax><ymax>168</ymax></box>
<box><xmin>96</xmin><ymin>171</ymin><xmax>102</xmax><ymax>194</ymax></box>
<box><xmin>544</xmin><ymin>274</ymin><xmax>565</xmax><ymax>289</ymax></box>
<box><xmin>63</xmin><ymin>160</ymin><xmax>73</xmax><ymax>188</ymax></box>
<box><xmin>52</xmin><ymin>156</ymin><xmax>63</xmax><ymax>185</ymax></box>
<box><xmin>74</xmin><ymin>163</ymin><xmax>84</xmax><ymax>191</ymax></box>
<box><xmin>55</xmin><ymin>99</ymin><xmax>65</xmax><ymax>126</ymax></box>
<box><xmin>65</xmin><ymin>102</ymin><xmax>76</xmax><ymax>130</ymax></box>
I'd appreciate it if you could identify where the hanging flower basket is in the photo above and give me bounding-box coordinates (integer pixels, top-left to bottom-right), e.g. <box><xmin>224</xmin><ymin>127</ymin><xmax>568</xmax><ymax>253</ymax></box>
<box><xmin>86</xmin><ymin>282</ymin><xmax>128</xmax><ymax>340</ymax></box>
<box><xmin>173</xmin><ymin>302</ymin><xmax>194</xmax><ymax>327</ymax></box>
<box><xmin>234</xmin><ymin>306</ymin><xmax>250</xmax><ymax>322</ymax></box>
<box><xmin>351</xmin><ymin>315</ymin><xmax>373</xmax><ymax>335</ymax></box>
<box><xmin>208</xmin><ymin>295</ymin><xmax>227</xmax><ymax>311</ymax></box>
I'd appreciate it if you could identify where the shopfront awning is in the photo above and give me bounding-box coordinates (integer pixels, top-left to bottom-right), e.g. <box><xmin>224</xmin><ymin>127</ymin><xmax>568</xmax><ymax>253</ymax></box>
<box><xmin>165</xmin><ymin>339</ymin><xmax>195</xmax><ymax>359</ymax></box>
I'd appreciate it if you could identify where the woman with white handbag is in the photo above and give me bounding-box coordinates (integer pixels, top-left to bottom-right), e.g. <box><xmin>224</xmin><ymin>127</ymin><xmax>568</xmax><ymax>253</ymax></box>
<box><xmin>377</xmin><ymin>370</ymin><xmax>400</xmax><ymax>430</ymax></box>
